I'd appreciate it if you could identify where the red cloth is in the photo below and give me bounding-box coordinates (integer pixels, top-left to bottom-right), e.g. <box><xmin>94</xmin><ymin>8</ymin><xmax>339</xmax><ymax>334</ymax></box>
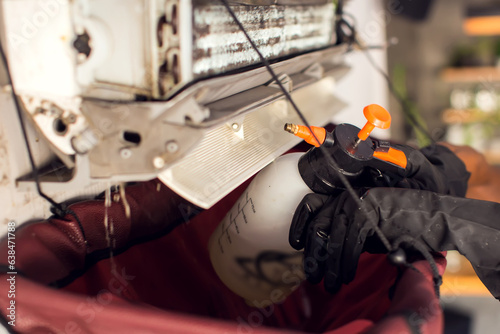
<box><xmin>0</xmin><ymin>178</ymin><xmax>445</xmax><ymax>333</ymax></box>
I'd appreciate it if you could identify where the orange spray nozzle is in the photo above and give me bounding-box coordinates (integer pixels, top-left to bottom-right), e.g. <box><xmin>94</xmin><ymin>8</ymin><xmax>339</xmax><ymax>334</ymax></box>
<box><xmin>284</xmin><ymin>123</ymin><xmax>326</xmax><ymax>147</ymax></box>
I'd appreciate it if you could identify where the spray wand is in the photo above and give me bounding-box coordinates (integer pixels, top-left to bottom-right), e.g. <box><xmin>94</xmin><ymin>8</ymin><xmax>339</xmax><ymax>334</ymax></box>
<box><xmin>284</xmin><ymin>104</ymin><xmax>407</xmax><ymax>193</ymax></box>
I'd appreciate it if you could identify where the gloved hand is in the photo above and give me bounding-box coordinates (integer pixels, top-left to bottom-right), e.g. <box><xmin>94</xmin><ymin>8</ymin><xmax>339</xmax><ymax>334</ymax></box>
<box><xmin>440</xmin><ymin>142</ymin><xmax>500</xmax><ymax>202</ymax></box>
<box><xmin>289</xmin><ymin>187</ymin><xmax>500</xmax><ymax>300</ymax></box>
<box><xmin>378</xmin><ymin>143</ymin><xmax>470</xmax><ymax>196</ymax></box>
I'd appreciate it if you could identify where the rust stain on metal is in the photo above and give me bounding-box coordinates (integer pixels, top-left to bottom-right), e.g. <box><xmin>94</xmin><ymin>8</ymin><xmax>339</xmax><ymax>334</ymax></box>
<box><xmin>192</xmin><ymin>3</ymin><xmax>335</xmax><ymax>77</ymax></box>
<box><xmin>0</xmin><ymin>126</ymin><xmax>10</xmax><ymax>187</ymax></box>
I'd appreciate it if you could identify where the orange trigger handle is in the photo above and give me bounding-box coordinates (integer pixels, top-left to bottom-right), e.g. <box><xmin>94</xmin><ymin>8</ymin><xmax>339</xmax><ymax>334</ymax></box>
<box><xmin>357</xmin><ymin>104</ymin><xmax>392</xmax><ymax>141</ymax></box>
<box><xmin>373</xmin><ymin>147</ymin><xmax>407</xmax><ymax>169</ymax></box>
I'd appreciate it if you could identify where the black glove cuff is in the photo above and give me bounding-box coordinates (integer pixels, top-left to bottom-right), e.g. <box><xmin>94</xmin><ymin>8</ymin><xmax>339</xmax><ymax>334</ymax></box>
<box><xmin>395</xmin><ymin>144</ymin><xmax>470</xmax><ymax>197</ymax></box>
<box><xmin>420</xmin><ymin>144</ymin><xmax>470</xmax><ymax>196</ymax></box>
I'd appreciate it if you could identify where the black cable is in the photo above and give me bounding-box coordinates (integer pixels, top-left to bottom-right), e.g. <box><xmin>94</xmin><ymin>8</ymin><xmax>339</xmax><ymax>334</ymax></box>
<box><xmin>335</xmin><ymin>0</ymin><xmax>344</xmax><ymax>16</ymax></box>
<box><xmin>335</xmin><ymin>0</ymin><xmax>345</xmax><ymax>44</ymax></box>
<box><xmin>359</xmin><ymin>41</ymin><xmax>434</xmax><ymax>144</ymax></box>
<box><xmin>337</xmin><ymin>18</ymin><xmax>435</xmax><ymax>144</ymax></box>
<box><xmin>393</xmin><ymin>236</ymin><xmax>442</xmax><ymax>298</ymax></box>
<box><xmin>337</xmin><ymin>10</ymin><xmax>442</xmax><ymax>297</ymax></box>
<box><xmin>0</xmin><ymin>41</ymin><xmax>88</xmax><ymax>247</ymax></box>
<box><xmin>219</xmin><ymin>0</ymin><xmax>393</xmax><ymax>253</ymax></box>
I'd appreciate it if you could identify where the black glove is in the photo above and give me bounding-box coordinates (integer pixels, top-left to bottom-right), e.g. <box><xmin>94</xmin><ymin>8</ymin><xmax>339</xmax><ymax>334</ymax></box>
<box><xmin>383</xmin><ymin>143</ymin><xmax>470</xmax><ymax>196</ymax></box>
<box><xmin>289</xmin><ymin>187</ymin><xmax>500</xmax><ymax>300</ymax></box>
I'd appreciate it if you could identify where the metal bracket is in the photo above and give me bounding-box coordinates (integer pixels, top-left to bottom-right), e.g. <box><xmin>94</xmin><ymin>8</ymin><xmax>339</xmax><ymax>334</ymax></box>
<box><xmin>80</xmin><ymin>100</ymin><xmax>205</xmax><ymax>178</ymax></box>
<box><xmin>267</xmin><ymin>74</ymin><xmax>293</xmax><ymax>93</ymax></box>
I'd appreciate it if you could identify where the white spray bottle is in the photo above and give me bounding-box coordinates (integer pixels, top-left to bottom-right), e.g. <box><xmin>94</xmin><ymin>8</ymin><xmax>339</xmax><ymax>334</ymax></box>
<box><xmin>208</xmin><ymin>152</ymin><xmax>310</xmax><ymax>306</ymax></box>
<box><xmin>208</xmin><ymin>105</ymin><xmax>402</xmax><ymax>306</ymax></box>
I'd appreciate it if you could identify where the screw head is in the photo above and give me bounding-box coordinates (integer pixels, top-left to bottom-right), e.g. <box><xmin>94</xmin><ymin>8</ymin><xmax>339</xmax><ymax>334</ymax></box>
<box><xmin>231</xmin><ymin>123</ymin><xmax>240</xmax><ymax>131</ymax></box>
<box><xmin>166</xmin><ymin>141</ymin><xmax>179</xmax><ymax>153</ymax></box>
<box><xmin>120</xmin><ymin>148</ymin><xmax>132</xmax><ymax>159</ymax></box>
<box><xmin>153</xmin><ymin>156</ymin><xmax>166</xmax><ymax>169</ymax></box>
<box><xmin>66</xmin><ymin>113</ymin><xmax>77</xmax><ymax>124</ymax></box>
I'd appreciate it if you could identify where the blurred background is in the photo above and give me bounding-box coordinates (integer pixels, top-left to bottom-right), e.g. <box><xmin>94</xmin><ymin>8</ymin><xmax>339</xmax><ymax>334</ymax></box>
<box><xmin>382</xmin><ymin>0</ymin><xmax>500</xmax><ymax>332</ymax></box>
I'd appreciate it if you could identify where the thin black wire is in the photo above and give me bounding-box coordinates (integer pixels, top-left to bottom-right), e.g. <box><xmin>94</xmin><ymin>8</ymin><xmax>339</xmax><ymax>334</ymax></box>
<box><xmin>359</xmin><ymin>41</ymin><xmax>434</xmax><ymax>144</ymax></box>
<box><xmin>0</xmin><ymin>42</ymin><xmax>88</xmax><ymax>247</ymax></box>
<box><xmin>393</xmin><ymin>236</ymin><xmax>442</xmax><ymax>297</ymax></box>
<box><xmin>336</xmin><ymin>14</ymin><xmax>442</xmax><ymax>296</ymax></box>
<box><xmin>219</xmin><ymin>0</ymin><xmax>393</xmax><ymax>253</ymax></box>
<box><xmin>335</xmin><ymin>0</ymin><xmax>344</xmax><ymax>16</ymax></box>
<box><xmin>338</xmin><ymin>18</ymin><xmax>434</xmax><ymax>144</ymax></box>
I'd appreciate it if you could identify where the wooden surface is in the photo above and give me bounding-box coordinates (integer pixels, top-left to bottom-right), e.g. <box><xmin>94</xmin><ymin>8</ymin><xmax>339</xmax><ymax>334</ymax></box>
<box><xmin>442</xmin><ymin>108</ymin><xmax>487</xmax><ymax>124</ymax></box>
<box><xmin>442</xmin><ymin>252</ymin><xmax>491</xmax><ymax>297</ymax></box>
<box><xmin>441</xmin><ymin>67</ymin><xmax>500</xmax><ymax>83</ymax></box>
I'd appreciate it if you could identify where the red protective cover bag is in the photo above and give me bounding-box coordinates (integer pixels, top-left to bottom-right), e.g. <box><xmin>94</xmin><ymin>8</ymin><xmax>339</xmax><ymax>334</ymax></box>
<box><xmin>0</xmin><ymin>178</ymin><xmax>445</xmax><ymax>334</ymax></box>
